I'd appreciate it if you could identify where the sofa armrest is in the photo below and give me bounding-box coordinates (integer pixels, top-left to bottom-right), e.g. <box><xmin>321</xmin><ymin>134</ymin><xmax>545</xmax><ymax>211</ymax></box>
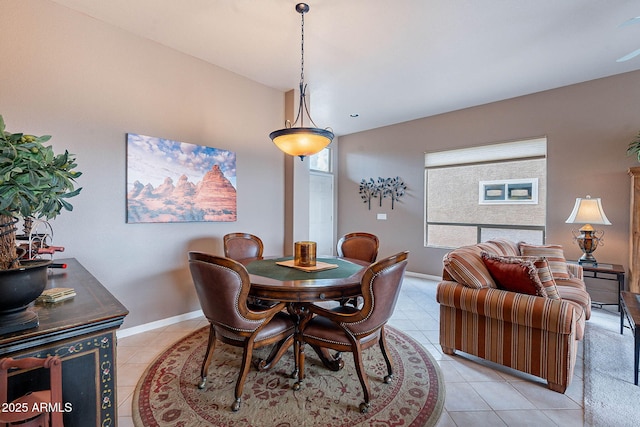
<box><xmin>567</xmin><ymin>263</ymin><xmax>583</xmax><ymax>280</ymax></box>
<box><xmin>436</xmin><ymin>281</ymin><xmax>575</xmax><ymax>334</ymax></box>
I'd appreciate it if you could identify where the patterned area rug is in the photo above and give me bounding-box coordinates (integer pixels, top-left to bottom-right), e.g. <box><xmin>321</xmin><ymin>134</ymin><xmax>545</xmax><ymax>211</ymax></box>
<box><xmin>132</xmin><ymin>326</ymin><xmax>445</xmax><ymax>426</ymax></box>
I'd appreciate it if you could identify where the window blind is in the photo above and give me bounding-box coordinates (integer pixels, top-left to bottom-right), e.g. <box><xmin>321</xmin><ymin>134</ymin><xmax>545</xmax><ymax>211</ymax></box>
<box><xmin>425</xmin><ymin>137</ymin><xmax>547</xmax><ymax>168</ymax></box>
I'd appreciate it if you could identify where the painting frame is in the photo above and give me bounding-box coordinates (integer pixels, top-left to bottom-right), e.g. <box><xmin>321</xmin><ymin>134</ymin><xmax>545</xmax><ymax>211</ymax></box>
<box><xmin>479</xmin><ymin>178</ymin><xmax>538</xmax><ymax>205</ymax></box>
<box><xmin>126</xmin><ymin>133</ymin><xmax>237</xmax><ymax>223</ymax></box>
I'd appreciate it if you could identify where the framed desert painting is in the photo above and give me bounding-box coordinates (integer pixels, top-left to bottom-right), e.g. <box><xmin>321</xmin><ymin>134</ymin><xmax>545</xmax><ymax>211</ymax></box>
<box><xmin>126</xmin><ymin>133</ymin><xmax>237</xmax><ymax>223</ymax></box>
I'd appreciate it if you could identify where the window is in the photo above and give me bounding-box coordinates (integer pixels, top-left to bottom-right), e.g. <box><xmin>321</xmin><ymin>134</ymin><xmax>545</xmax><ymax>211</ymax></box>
<box><xmin>425</xmin><ymin>137</ymin><xmax>547</xmax><ymax>248</ymax></box>
<box><xmin>309</xmin><ymin>147</ymin><xmax>331</xmax><ymax>173</ymax></box>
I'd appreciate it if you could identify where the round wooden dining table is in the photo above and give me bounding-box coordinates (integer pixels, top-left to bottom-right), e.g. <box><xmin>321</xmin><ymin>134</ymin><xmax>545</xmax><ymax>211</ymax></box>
<box><xmin>239</xmin><ymin>256</ymin><xmax>368</xmax><ymax>376</ymax></box>
<box><xmin>240</xmin><ymin>256</ymin><xmax>368</xmax><ymax>303</ymax></box>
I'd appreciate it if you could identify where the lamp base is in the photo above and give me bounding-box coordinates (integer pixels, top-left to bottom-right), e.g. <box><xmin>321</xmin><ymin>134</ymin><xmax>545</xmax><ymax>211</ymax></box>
<box><xmin>578</xmin><ymin>253</ymin><xmax>598</xmax><ymax>265</ymax></box>
<box><xmin>573</xmin><ymin>227</ymin><xmax>604</xmax><ymax>267</ymax></box>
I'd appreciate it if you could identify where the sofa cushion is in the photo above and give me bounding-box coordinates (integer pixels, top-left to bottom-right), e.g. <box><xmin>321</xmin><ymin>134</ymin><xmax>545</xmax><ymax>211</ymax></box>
<box><xmin>443</xmin><ymin>246</ymin><xmax>497</xmax><ymax>289</ymax></box>
<box><xmin>566</xmin><ymin>263</ymin><xmax>583</xmax><ymax>280</ymax></box>
<box><xmin>518</xmin><ymin>243</ymin><xmax>570</xmax><ymax>279</ymax></box>
<box><xmin>481</xmin><ymin>252</ymin><xmax>547</xmax><ymax>297</ymax></box>
<box><xmin>555</xmin><ymin>276</ymin><xmax>587</xmax><ymax>290</ymax></box>
<box><xmin>556</xmin><ymin>281</ymin><xmax>592</xmax><ymax>320</ymax></box>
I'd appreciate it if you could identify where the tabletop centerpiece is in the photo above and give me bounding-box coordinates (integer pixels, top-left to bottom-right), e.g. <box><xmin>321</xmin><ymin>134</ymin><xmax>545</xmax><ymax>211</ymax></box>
<box><xmin>0</xmin><ymin>115</ymin><xmax>82</xmax><ymax>334</ymax></box>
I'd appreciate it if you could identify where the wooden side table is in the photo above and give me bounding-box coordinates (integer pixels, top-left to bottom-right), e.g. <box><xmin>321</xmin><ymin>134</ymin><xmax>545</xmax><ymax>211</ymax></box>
<box><xmin>569</xmin><ymin>261</ymin><xmax>625</xmax><ymax>311</ymax></box>
<box><xmin>620</xmin><ymin>291</ymin><xmax>640</xmax><ymax>385</ymax></box>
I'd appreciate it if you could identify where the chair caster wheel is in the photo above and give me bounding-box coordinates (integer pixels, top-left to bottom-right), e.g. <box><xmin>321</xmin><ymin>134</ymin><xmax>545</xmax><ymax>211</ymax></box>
<box><xmin>256</xmin><ymin>358</ymin><xmax>267</xmax><ymax>371</ymax></box>
<box><xmin>292</xmin><ymin>381</ymin><xmax>302</xmax><ymax>391</ymax></box>
<box><xmin>384</xmin><ymin>374</ymin><xmax>393</xmax><ymax>384</ymax></box>
<box><xmin>198</xmin><ymin>378</ymin><xmax>207</xmax><ymax>389</ymax></box>
<box><xmin>359</xmin><ymin>402</ymin><xmax>369</xmax><ymax>413</ymax></box>
<box><xmin>231</xmin><ymin>398</ymin><xmax>241</xmax><ymax>412</ymax></box>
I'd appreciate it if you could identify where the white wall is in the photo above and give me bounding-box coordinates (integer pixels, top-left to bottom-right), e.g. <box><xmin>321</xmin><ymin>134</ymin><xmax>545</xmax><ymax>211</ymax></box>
<box><xmin>1</xmin><ymin>0</ymin><xmax>286</xmax><ymax>328</ymax></box>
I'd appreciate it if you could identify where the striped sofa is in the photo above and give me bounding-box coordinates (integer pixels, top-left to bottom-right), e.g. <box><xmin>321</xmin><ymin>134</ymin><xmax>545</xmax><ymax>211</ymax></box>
<box><xmin>436</xmin><ymin>239</ymin><xmax>590</xmax><ymax>393</ymax></box>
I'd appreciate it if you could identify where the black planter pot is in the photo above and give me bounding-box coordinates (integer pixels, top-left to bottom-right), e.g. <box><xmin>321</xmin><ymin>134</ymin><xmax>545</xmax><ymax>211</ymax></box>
<box><xmin>0</xmin><ymin>259</ymin><xmax>52</xmax><ymax>335</ymax></box>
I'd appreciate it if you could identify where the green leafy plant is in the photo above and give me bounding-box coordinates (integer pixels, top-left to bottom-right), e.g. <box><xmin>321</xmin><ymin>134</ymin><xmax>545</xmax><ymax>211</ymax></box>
<box><xmin>0</xmin><ymin>115</ymin><xmax>82</xmax><ymax>270</ymax></box>
<box><xmin>627</xmin><ymin>131</ymin><xmax>640</xmax><ymax>162</ymax></box>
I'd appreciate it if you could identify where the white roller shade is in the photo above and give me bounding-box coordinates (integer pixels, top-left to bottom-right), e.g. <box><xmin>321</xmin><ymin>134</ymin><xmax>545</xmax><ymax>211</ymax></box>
<box><xmin>425</xmin><ymin>137</ymin><xmax>547</xmax><ymax>168</ymax></box>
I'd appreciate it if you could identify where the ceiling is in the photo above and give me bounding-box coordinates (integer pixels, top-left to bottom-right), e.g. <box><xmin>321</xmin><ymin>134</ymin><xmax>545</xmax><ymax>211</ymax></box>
<box><xmin>51</xmin><ymin>0</ymin><xmax>640</xmax><ymax>136</ymax></box>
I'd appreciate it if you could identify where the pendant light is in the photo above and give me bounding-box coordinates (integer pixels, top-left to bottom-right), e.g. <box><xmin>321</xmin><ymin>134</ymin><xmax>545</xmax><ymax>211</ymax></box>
<box><xmin>269</xmin><ymin>3</ymin><xmax>334</xmax><ymax>160</ymax></box>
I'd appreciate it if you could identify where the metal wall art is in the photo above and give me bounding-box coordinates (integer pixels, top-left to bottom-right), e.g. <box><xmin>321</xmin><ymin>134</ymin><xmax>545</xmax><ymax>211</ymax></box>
<box><xmin>359</xmin><ymin>177</ymin><xmax>407</xmax><ymax>210</ymax></box>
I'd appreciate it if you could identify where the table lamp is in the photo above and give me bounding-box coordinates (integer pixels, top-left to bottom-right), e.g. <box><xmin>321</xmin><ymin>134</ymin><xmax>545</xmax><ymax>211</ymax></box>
<box><xmin>565</xmin><ymin>195</ymin><xmax>611</xmax><ymax>264</ymax></box>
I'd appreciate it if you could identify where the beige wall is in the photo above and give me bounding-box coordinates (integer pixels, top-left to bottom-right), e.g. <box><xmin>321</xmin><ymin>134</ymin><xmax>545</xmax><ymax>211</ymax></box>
<box><xmin>1</xmin><ymin>0</ymin><xmax>286</xmax><ymax>328</ymax></box>
<box><xmin>338</xmin><ymin>70</ymin><xmax>640</xmax><ymax>276</ymax></box>
<box><xmin>4</xmin><ymin>0</ymin><xmax>640</xmax><ymax>328</ymax></box>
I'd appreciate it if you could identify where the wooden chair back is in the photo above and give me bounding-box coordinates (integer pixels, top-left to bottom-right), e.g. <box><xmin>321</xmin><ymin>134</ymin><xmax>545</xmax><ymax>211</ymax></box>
<box><xmin>223</xmin><ymin>233</ymin><xmax>264</xmax><ymax>260</ymax></box>
<box><xmin>336</xmin><ymin>232</ymin><xmax>379</xmax><ymax>263</ymax></box>
<box><xmin>0</xmin><ymin>356</ymin><xmax>64</xmax><ymax>427</ymax></box>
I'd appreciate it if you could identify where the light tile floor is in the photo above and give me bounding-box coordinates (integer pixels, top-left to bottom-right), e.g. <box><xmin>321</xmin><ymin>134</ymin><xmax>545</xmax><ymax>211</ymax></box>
<box><xmin>116</xmin><ymin>275</ymin><xmax>618</xmax><ymax>426</ymax></box>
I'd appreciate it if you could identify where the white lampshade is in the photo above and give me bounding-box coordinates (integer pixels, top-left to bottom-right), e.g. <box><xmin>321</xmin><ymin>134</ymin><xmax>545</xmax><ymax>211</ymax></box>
<box><xmin>565</xmin><ymin>195</ymin><xmax>612</xmax><ymax>225</ymax></box>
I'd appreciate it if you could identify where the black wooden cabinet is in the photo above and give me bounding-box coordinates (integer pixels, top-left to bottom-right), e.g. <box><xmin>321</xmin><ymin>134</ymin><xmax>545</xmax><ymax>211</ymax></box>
<box><xmin>0</xmin><ymin>258</ymin><xmax>128</xmax><ymax>426</ymax></box>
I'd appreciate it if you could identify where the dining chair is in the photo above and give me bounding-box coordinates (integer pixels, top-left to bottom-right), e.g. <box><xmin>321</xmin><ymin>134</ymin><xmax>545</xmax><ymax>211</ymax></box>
<box><xmin>335</xmin><ymin>232</ymin><xmax>380</xmax><ymax>307</ymax></box>
<box><xmin>336</xmin><ymin>232</ymin><xmax>379</xmax><ymax>263</ymax></box>
<box><xmin>223</xmin><ymin>233</ymin><xmax>277</xmax><ymax>308</ymax></box>
<box><xmin>0</xmin><ymin>355</ymin><xmax>64</xmax><ymax>427</ymax></box>
<box><xmin>294</xmin><ymin>251</ymin><xmax>409</xmax><ymax>413</ymax></box>
<box><xmin>188</xmin><ymin>251</ymin><xmax>294</xmax><ymax>412</ymax></box>
<box><xmin>223</xmin><ymin>233</ymin><xmax>264</xmax><ymax>260</ymax></box>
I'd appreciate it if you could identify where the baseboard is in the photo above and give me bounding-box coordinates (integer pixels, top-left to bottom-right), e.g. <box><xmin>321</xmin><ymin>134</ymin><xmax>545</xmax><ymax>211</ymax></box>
<box><xmin>406</xmin><ymin>270</ymin><xmax>442</xmax><ymax>282</ymax></box>
<box><xmin>116</xmin><ymin>309</ymin><xmax>204</xmax><ymax>339</ymax></box>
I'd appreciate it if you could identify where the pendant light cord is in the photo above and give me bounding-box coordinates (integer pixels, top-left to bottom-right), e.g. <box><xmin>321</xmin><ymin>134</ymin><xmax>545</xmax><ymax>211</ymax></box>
<box><xmin>300</xmin><ymin>9</ymin><xmax>305</xmax><ymax>86</ymax></box>
<box><xmin>295</xmin><ymin>6</ymin><xmax>312</xmax><ymax>128</ymax></box>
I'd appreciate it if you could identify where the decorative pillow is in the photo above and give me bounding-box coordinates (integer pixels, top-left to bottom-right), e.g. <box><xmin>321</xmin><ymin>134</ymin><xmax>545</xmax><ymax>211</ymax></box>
<box><xmin>443</xmin><ymin>246</ymin><xmax>497</xmax><ymax>289</ymax></box>
<box><xmin>486</xmin><ymin>239</ymin><xmax>520</xmax><ymax>257</ymax></box>
<box><xmin>530</xmin><ymin>257</ymin><xmax>561</xmax><ymax>300</ymax></box>
<box><xmin>488</xmin><ymin>254</ymin><xmax>561</xmax><ymax>300</ymax></box>
<box><xmin>480</xmin><ymin>252</ymin><xmax>547</xmax><ymax>297</ymax></box>
<box><xmin>477</xmin><ymin>241</ymin><xmax>503</xmax><ymax>256</ymax></box>
<box><xmin>518</xmin><ymin>243</ymin><xmax>570</xmax><ymax>279</ymax></box>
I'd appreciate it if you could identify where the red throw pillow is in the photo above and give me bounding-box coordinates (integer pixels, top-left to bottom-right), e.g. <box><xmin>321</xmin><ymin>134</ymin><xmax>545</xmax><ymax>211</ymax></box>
<box><xmin>481</xmin><ymin>252</ymin><xmax>547</xmax><ymax>297</ymax></box>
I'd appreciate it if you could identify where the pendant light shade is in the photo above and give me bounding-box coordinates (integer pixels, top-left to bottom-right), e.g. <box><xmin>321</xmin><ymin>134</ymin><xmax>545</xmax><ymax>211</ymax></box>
<box><xmin>269</xmin><ymin>3</ymin><xmax>334</xmax><ymax>160</ymax></box>
<box><xmin>269</xmin><ymin>127</ymin><xmax>333</xmax><ymax>159</ymax></box>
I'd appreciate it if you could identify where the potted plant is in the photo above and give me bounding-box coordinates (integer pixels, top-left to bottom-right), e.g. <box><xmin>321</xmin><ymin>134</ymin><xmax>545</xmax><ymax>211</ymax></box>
<box><xmin>627</xmin><ymin>131</ymin><xmax>640</xmax><ymax>162</ymax></box>
<box><xmin>0</xmin><ymin>114</ymin><xmax>82</xmax><ymax>334</ymax></box>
